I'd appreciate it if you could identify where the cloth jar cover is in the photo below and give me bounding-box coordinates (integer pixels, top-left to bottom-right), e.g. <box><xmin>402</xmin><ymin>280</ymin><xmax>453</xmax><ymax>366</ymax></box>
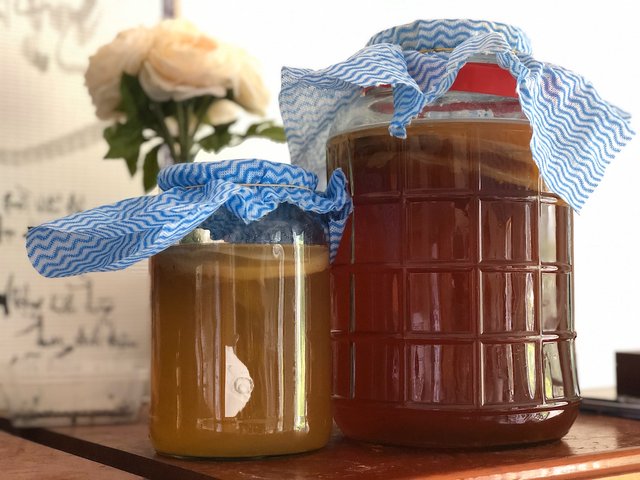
<box><xmin>279</xmin><ymin>19</ymin><xmax>635</xmax><ymax>211</ymax></box>
<box><xmin>26</xmin><ymin>160</ymin><xmax>352</xmax><ymax>278</ymax></box>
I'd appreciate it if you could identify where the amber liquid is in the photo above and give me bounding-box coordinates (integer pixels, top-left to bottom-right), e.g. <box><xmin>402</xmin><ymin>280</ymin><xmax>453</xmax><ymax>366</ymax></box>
<box><xmin>327</xmin><ymin>121</ymin><xmax>579</xmax><ymax>448</ymax></box>
<box><xmin>150</xmin><ymin>243</ymin><xmax>332</xmax><ymax>457</ymax></box>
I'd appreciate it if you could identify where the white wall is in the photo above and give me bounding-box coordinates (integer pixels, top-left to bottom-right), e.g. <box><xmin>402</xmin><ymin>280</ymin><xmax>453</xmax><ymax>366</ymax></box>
<box><xmin>0</xmin><ymin>0</ymin><xmax>160</xmax><ymax>411</ymax></box>
<box><xmin>180</xmin><ymin>0</ymin><xmax>640</xmax><ymax>390</ymax></box>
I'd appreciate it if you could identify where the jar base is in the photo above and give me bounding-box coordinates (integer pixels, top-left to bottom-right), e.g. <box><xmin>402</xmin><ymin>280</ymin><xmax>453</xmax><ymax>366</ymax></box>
<box><xmin>150</xmin><ymin>427</ymin><xmax>332</xmax><ymax>459</ymax></box>
<box><xmin>333</xmin><ymin>399</ymin><xmax>581</xmax><ymax>448</ymax></box>
<box><xmin>154</xmin><ymin>444</ymin><xmax>326</xmax><ymax>460</ymax></box>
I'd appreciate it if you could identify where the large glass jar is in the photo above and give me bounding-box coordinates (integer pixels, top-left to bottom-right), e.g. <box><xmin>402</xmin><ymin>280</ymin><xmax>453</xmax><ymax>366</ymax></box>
<box><xmin>327</xmin><ymin>61</ymin><xmax>579</xmax><ymax>447</ymax></box>
<box><xmin>149</xmin><ymin>203</ymin><xmax>332</xmax><ymax>457</ymax></box>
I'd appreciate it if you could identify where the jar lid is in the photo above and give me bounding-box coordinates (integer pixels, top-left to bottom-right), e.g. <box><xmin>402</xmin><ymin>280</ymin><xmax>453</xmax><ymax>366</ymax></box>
<box><xmin>364</xmin><ymin>62</ymin><xmax>517</xmax><ymax>98</ymax></box>
<box><xmin>26</xmin><ymin>160</ymin><xmax>352</xmax><ymax>278</ymax></box>
<box><xmin>280</xmin><ymin>18</ymin><xmax>634</xmax><ymax>211</ymax></box>
<box><xmin>450</xmin><ymin>62</ymin><xmax>517</xmax><ymax>98</ymax></box>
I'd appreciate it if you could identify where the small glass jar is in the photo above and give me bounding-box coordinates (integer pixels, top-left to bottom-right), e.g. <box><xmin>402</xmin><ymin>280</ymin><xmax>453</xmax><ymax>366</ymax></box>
<box><xmin>149</xmin><ymin>203</ymin><xmax>332</xmax><ymax>457</ymax></box>
<box><xmin>327</xmin><ymin>59</ymin><xmax>579</xmax><ymax>447</ymax></box>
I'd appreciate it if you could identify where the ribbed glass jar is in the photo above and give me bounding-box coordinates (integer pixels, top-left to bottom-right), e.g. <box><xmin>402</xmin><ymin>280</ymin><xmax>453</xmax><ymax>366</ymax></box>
<box><xmin>149</xmin><ymin>204</ymin><xmax>332</xmax><ymax>457</ymax></box>
<box><xmin>327</xmin><ymin>73</ymin><xmax>580</xmax><ymax>447</ymax></box>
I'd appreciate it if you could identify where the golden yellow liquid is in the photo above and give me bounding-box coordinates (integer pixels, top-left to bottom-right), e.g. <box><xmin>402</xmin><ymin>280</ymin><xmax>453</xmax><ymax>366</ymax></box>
<box><xmin>149</xmin><ymin>243</ymin><xmax>332</xmax><ymax>457</ymax></box>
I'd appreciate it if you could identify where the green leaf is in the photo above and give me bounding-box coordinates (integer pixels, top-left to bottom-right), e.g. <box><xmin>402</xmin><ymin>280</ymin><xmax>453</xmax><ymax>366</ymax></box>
<box><xmin>142</xmin><ymin>144</ymin><xmax>162</xmax><ymax>192</ymax></box>
<box><xmin>198</xmin><ymin>120</ymin><xmax>286</xmax><ymax>155</ymax></box>
<box><xmin>253</xmin><ymin>126</ymin><xmax>286</xmax><ymax>142</ymax></box>
<box><xmin>242</xmin><ymin>121</ymin><xmax>286</xmax><ymax>142</ymax></box>
<box><xmin>103</xmin><ymin>123</ymin><xmax>144</xmax><ymax>177</ymax></box>
<box><xmin>118</xmin><ymin>74</ymin><xmax>155</xmax><ymax>126</ymax></box>
<box><xmin>103</xmin><ymin>122</ymin><xmax>144</xmax><ymax>158</ymax></box>
<box><xmin>199</xmin><ymin>124</ymin><xmax>236</xmax><ymax>153</ymax></box>
<box><xmin>192</xmin><ymin>95</ymin><xmax>216</xmax><ymax>117</ymax></box>
<box><xmin>244</xmin><ymin>122</ymin><xmax>261</xmax><ymax>137</ymax></box>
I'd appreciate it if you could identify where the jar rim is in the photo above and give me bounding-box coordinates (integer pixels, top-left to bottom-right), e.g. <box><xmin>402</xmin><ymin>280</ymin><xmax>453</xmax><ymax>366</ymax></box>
<box><xmin>363</xmin><ymin>61</ymin><xmax>517</xmax><ymax>99</ymax></box>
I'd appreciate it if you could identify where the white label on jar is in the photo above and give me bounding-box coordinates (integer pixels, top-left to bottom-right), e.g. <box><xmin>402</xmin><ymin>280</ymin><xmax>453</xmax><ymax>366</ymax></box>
<box><xmin>225</xmin><ymin>346</ymin><xmax>254</xmax><ymax>418</ymax></box>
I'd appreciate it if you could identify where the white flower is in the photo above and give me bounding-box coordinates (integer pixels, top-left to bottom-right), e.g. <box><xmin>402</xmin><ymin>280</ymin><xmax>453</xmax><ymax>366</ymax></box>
<box><xmin>84</xmin><ymin>18</ymin><xmax>282</xmax><ymax>186</ymax></box>
<box><xmin>139</xmin><ymin>19</ymin><xmax>235</xmax><ymax>102</ymax></box>
<box><xmin>84</xmin><ymin>26</ymin><xmax>154</xmax><ymax>120</ymax></box>
<box><xmin>206</xmin><ymin>99</ymin><xmax>243</xmax><ymax>125</ymax></box>
<box><xmin>229</xmin><ymin>46</ymin><xmax>270</xmax><ymax>115</ymax></box>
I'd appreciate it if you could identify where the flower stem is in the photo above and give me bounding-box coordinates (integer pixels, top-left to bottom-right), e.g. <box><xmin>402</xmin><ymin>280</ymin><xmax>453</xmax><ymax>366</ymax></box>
<box><xmin>150</xmin><ymin>103</ymin><xmax>178</xmax><ymax>164</ymax></box>
<box><xmin>175</xmin><ymin>101</ymin><xmax>191</xmax><ymax>163</ymax></box>
<box><xmin>191</xmin><ymin>97</ymin><xmax>214</xmax><ymax>141</ymax></box>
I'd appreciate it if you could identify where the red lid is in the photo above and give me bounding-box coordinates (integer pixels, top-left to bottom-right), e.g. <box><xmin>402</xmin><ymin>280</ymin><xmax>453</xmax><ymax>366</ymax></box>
<box><xmin>363</xmin><ymin>62</ymin><xmax>518</xmax><ymax>98</ymax></box>
<box><xmin>450</xmin><ymin>62</ymin><xmax>517</xmax><ymax>98</ymax></box>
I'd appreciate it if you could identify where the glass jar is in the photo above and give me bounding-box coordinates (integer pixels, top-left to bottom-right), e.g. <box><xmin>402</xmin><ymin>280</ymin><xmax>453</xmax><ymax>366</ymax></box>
<box><xmin>327</xmin><ymin>60</ymin><xmax>579</xmax><ymax>447</ymax></box>
<box><xmin>149</xmin><ymin>203</ymin><xmax>332</xmax><ymax>457</ymax></box>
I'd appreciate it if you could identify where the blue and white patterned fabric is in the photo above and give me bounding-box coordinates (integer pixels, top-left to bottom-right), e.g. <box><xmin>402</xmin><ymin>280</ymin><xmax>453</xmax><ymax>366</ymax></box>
<box><xmin>280</xmin><ymin>19</ymin><xmax>635</xmax><ymax>211</ymax></box>
<box><xmin>26</xmin><ymin>160</ymin><xmax>353</xmax><ymax>278</ymax></box>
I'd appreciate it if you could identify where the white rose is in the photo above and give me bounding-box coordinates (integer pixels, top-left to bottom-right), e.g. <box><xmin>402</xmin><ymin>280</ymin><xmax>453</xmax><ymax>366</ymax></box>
<box><xmin>206</xmin><ymin>99</ymin><xmax>243</xmax><ymax>126</ymax></box>
<box><xmin>139</xmin><ymin>19</ymin><xmax>235</xmax><ymax>102</ymax></box>
<box><xmin>229</xmin><ymin>46</ymin><xmax>270</xmax><ymax>115</ymax></box>
<box><xmin>84</xmin><ymin>26</ymin><xmax>154</xmax><ymax>120</ymax></box>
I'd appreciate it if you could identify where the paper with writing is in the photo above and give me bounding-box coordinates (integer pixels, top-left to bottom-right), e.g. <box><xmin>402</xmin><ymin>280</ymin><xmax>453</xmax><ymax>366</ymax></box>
<box><xmin>0</xmin><ymin>0</ymin><xmax>161</xmax><ymax>416</ymax></box>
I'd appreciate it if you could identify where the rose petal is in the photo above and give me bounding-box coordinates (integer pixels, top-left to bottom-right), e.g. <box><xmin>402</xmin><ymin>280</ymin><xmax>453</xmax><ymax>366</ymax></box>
<box><xmin>206</xmin><ymin>99</ymin><xmax>243</xmax><ymax>126</ymax></box>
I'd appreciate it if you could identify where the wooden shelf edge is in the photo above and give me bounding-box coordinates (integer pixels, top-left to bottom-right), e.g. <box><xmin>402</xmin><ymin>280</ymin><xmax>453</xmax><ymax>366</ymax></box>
<box><xmin>448</xmin><ymin>447</ymin><xmax>640</xmax><ymax>480</ymax></box>
<box><xmin>14</xmin><ymin>427</ymin><xmax>211</xmax><ymax>480</ymax></box>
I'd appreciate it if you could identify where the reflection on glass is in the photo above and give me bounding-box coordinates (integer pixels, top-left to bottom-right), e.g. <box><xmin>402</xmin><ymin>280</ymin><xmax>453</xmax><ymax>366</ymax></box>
<box><xmin>150</xmin><ymin>241</ymin><xmax>331</xmax><ymax>457</ymax></box>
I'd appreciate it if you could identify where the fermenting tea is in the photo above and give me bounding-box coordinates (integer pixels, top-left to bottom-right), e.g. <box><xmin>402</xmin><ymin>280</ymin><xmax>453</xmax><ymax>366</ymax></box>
<box><xmin>150</xmin><ymin>243</ymin><xmax>331</xmax><ymax>457</ymax></box>
<box><xmin>328</xmin><ymin>120</ymin><xmax>579</xmax><ymax>447</ymax></box>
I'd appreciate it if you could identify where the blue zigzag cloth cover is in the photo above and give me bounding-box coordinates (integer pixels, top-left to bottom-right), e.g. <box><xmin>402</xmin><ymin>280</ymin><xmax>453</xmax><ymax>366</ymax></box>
<box><xmin>280</xmin><ymin>19</ymin><xmax>634</xmax><ymax>211</ymax></box>
<box><xmin>27</xmin><ymin>160</ymin><xmax>353</xmax><ymax>278</ymax></box>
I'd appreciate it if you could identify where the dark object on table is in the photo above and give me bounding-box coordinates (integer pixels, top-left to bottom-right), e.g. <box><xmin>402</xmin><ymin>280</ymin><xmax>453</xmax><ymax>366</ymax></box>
<box><xmin>617</xmin><ymin>351</ymin><xmax>640</xmax><ymax>400</ymax></box>
<box><xmin>580</xmin><ymin>397</ymin><xmax>640</xmax><ymax>420</ymax></box>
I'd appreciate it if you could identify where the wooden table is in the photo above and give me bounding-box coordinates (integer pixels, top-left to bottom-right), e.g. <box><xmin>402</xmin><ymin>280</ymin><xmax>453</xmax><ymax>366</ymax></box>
<box><xmin>0</xmin><ymin>431</ymin><xmax>141</xmax><ymax>479</ymax></box>
<box><xmin>2</xmin><ymin>412</ymin><xmax>640</xmax><ymax>479</ymax></box>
